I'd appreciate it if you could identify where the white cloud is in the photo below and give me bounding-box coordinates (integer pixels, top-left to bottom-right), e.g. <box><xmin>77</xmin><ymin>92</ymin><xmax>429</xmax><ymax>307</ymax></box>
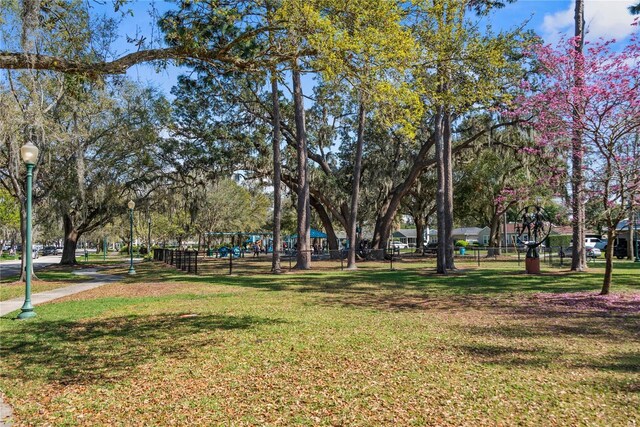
<box><xmin>541</xmin><ymin>0</ymin><xmax>637</xmax><ymax>43</ymax></box>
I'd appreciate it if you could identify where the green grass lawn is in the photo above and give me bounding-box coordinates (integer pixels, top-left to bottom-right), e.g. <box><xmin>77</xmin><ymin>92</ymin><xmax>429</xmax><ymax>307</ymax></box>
<box><xmin>0</xmin><ymin>253</ymin><xmax>19</xmax><ymax>262</ymax></box>
<box><xmin>0</xmin><ymin>260</ymin><xmax>638</xmax><ymax>426</ymax></box>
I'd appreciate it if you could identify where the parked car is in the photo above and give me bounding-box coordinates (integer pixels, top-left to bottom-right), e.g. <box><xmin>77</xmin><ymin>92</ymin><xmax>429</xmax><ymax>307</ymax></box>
<box><xmin>585</xmin><ymin>237</ymin><xmax>602</xmax><ymax>249</ymax></box>
<box><xmin>614</xmin><ymin>244</ymin><xmax>627</xmax><ymax>259</ymax></box>
<box><xmin>390</xmin><ymin>241</ymin><xmax>408</xmax><ymax>249</ymax></box>
<box><xmin>42</xmin><ymin>246</ymin><xmax>60</xmax><ymax>256</ymax></box>
<box><xmin>423</xmin><ymin>242</ymin><xmax>438</xmax><ymax>255</ymax></box>
<box><xmin>19</xmin><ymin>248</ymin><xmax>39</xmax><ymax>260</ymax></box>
<box><xmin>613</xmin><ymin>238</ymin><xmax>640</xmax><ymax>259</ymax></box>
<box><xmin>560</xmin><ymin>246</ymin><xmax>601</xmax><ymax>258</ymax></box>
<box><xmin>594</xmin><ymin>240</ymin><xmax>608</xmax><ymax>251</ymax></box>
<box><xmin>517</xmin><ymin>240</ymin><xmax>545</xmax><ymax>252</ymax></box>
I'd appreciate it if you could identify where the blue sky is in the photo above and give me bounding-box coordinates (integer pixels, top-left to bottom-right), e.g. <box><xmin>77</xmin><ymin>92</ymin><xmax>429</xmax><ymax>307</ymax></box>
<box><xmin>114</xmin><ymin>0</ymin><xmax>639</xmax><ymax>97</ymax></box>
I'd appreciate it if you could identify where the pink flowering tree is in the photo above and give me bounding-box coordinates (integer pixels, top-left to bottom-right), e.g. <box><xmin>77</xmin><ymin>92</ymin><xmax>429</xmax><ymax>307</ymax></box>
<box><xmin>514</xmin><ymin>25</ymin><xmax>640</xmax><ymax>294</ymax></box>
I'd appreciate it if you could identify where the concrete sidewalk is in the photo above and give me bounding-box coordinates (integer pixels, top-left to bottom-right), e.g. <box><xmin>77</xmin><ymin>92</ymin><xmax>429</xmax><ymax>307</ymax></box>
<box><xmin>0</xmin><ymin>269</ymin><xmax>123</xmax><ymax>317</ymax></box>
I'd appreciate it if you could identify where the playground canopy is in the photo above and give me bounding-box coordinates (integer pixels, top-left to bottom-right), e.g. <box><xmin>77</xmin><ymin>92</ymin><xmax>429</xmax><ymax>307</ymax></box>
<box><xmin>290</xmin><ymin>229</ymin><xmax>328</xmax><ymax>239</ymax></box>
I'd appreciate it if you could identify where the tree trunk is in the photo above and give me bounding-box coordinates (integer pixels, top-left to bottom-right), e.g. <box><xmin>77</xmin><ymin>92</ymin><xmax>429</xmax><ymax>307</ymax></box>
<box><xmin>60</xmin><ymin>213</ymin><xmax>80</xmax><ymax>265</ymax></box>
<box><xmin>443</xmin><ymin>110</ymin><xmax>455</xmax><ymax>270</ymax></box>
<box><xmin>370</xmin><ymin>136</ymin><xmax>436</xmax><ymax>249</ymax></box>
<box><xmin>415</xmin><ymin>216</ymin><xmax>425</xmax><ymax>253</ymax></box>
<box><xmin>368</xmin><ymin>117</ymin><xmax>517</xmax><ymax>251</ymax></box>
<box><xmin>292</xmin><ymin>65</ymin><xmax>311</xmax><ymax>269</ymax></box>
<box><xmin>371</xmin><ymin>199</ymin><xmax>393</xmax><ymax>249</ymax></box>
<box><xmin>310</xmin><ymin>197</ymin><xmax>339</xmax><ymax>253</ymax></box>
<box><xmin>600</xmin><ymin>228</ymin><xmax>615</xmax><ymax>295</ymax></box>
<box><xmin>435</xmin><ymin>106</ymin><xmax>447</xmax><ymax>274</ymax></box>
<box><xmin>571</xmin><ymin>0</ymin><xmax>587</xmax><ymax>272</ymax></box>
<box><xmin>271</xmin><ymin>71</ymin><xmax>283</xmax><ymax>273</ymax></box>
<box><xmin>347</xmin><ymin>100</ymin><xmax>366</xmax><ymax>270</ymax></box>
<box><xmin>628</xmin><ymin>207</ymin><xmax>635</xmax><ymax>260</ymax></box>
<box><xmin>487</xmin><ymin>213</ymin><xmax>502</xmax><ymax>256</ymax></box>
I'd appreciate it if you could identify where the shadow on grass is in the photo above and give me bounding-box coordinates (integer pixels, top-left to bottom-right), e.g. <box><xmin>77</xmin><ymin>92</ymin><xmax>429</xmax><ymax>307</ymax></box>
<box><xmin>112</xmin><ymin>262</ymin><xmax>639</xmax><ymax>320</ymax></box>
<box><xmin>0</xmin><ymin>313</ymin><xmax>284</xmax><ymax>385</ymax></box>
<box><xmin>459</xmin><ymin>310</ymin><xmax>640</xmax><ymax>338</ymax></box>
<box><xmin>450</xmin><ymin>313</ymin><xmax>640</xmax><ymax>374</ymax></box>
<box><xmin>456</xmin><ymin>343</ymin><xmax>560</xmax><ymax>368</ymax></box>
<box><xmin>456</xmin><ymin>341</ymin><xmax>640</xmax><ymax>374</ymax></box>
<box><xmin>588</xmin><ymin>351</ymin><xmax>640</xmax><ymax>373</ymax></box>
<box><xmin>129</xmin><ymin>262</ymin><xmax>632</xmax><ymax>292</ymax></box>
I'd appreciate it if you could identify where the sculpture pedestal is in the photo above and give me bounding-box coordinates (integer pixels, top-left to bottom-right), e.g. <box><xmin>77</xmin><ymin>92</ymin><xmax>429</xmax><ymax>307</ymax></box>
<box><xmin>525</xmin><ymin>257</ymin><xmax>540</xmax><ymax>274</ymax></box>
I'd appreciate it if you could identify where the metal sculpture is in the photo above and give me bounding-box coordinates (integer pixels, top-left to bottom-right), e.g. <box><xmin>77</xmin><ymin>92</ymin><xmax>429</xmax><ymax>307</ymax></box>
<box><xmin>515</xmin><ymin>205</ymin><xmax>552</xmax><ymax>273</ymax></box>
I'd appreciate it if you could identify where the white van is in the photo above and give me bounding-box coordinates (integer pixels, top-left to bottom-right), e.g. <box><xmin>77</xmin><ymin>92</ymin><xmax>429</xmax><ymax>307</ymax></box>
<box><xmin>585</xmin><ymin>237</ymin><xmax>602</xmax><ymax>249</ymax></box>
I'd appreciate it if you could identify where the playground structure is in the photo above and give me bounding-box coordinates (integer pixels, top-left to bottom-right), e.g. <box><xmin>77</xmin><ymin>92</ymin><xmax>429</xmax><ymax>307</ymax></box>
<box><xmin>204</xmin><ymin>229</ymin><xmax>329</xmax><ymax>258</ymax></box>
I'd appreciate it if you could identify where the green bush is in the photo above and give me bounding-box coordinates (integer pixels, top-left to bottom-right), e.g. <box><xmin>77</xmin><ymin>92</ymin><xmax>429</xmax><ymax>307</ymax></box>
<box><xmin>455</xmin><ymin>240</ymin><xmax>469</xmax><ymax>248</ymax></box>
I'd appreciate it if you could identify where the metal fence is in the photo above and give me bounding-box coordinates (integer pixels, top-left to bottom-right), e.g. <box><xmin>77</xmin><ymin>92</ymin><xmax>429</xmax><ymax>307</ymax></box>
<box><xmin>154</xmin><ymin>249</ymin><xmax>198</xmax><ymax>274</ymax></box>
<box><xmin>153</xmin><ymin>245</ymin><xmax>599</xmax><ymax>277</ymax></box>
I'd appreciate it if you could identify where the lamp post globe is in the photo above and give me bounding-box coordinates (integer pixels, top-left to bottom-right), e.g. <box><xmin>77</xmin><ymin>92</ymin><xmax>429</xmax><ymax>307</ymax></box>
<box><xmin>128</xmin><ymin>200</ymin><xmax>136</xmax><ymax>275</ymax></box>
<box><xmin>18</xmin><ymin>142</ymin><xmax>39</xmax><ymax>319</ymax></box>
<box><xmin>20</xmin><ymin>142</ymin><xmax>39</xmax><ymax>165</ymax></box>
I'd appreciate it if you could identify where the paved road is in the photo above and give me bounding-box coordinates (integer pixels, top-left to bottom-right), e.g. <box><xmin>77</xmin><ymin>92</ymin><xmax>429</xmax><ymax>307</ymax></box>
<box><xmin>0</xmin><ymin>255</ymin><xmax>62</xmax><ymax>280</ymax></box>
